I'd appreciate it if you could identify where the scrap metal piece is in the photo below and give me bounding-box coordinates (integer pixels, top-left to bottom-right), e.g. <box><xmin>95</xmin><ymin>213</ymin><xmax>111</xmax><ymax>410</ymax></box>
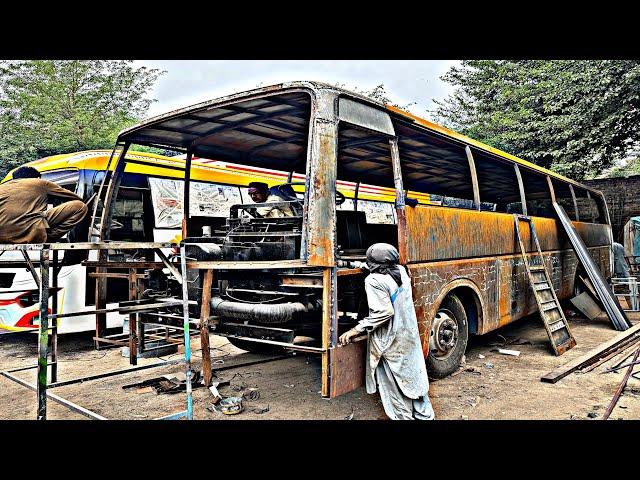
<box><xmin>553</xmin><ymin>202</ymin><xmax>630</xmax><ymax>331</ymax></box>
<box><xmin>219</xmin><ymin>396</ymin><xmax>244</xmax><ymax>415</ymax></box>
<box><xmin>603</xmin><ymin>344</ymin><xmax>640</xmax><ymax>420</ymax></box>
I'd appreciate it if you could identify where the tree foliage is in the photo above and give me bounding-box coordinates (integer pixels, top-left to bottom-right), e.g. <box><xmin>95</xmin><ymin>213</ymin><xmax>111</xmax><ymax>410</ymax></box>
<box><xmin>355</xmin><ymin>83</ymin><xmax>416</xmax><ymax>110</ymax></box>
<box><xmin>432</xmin><ymin>60</ymin><xmax>640</xmax><ymax>179</ymax></box>
<box><xmin>0</xmin><ymin>60</ymin><xmax>164</xmax><ymax>178</ymax></box>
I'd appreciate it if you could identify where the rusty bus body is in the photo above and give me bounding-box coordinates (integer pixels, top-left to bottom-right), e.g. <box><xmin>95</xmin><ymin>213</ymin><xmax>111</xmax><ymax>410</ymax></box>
<box><xmin>97</xmin><ymin>81</ymin><xmax>612</xmax><ymax>397</ymax></box>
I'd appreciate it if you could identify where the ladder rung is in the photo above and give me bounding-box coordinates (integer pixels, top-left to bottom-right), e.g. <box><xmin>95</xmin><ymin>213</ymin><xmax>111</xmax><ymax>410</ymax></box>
<box><xmin>548</xmin><ymin>321</ymin><xmax>567</xmax><ymax>333</ymax></box>
<box><xmin>514</xmin><ymin>212</ymin><xmax>575</xmax><ymax>354</ymax></box>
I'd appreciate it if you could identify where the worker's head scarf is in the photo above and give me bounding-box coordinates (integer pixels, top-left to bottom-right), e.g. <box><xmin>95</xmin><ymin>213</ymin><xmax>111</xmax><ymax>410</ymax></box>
<box><xmin>366</xmin><ymin>243</ymin><xmax>402</xmax><ymax>287</ymax></box>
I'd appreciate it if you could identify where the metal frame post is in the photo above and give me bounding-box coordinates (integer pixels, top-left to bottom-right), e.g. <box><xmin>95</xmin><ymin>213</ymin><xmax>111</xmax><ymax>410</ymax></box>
<box><xmin>321</xmin><ymin>266</ymin><xmax>337</xmax><ymax>397</ymax></box>
<box><xmin>51</xmin><ymin>250</ymin><xmax>59</xmax><ymax>383</ymax></box>
<box><xmin>128</xmin><ymin>268</ymin><xmax>138</xmax><ymax>366</ymax></box>
<box><xmin>37</xmin><ymin>247</ymin><xmax>50</xmax><ymax>420</ymax></box>
<box><xmin>514</xmin><ymin>165</ymin><xmax>528</xmax><ymax>216</ymax></box>
<box><xmin>465</xmin><ymin>146</ymin><xmax>481</xmax><ymax>211</ymax></box>
<box><xmin>180</xmin><ymin>243</ymin><xmax>193</xmax><ymax>419</ymax></box>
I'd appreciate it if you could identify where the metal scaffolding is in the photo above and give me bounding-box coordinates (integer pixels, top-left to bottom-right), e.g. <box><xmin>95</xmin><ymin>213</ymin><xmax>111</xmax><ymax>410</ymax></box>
<box><xmin>0</xmin><ymin>241</ymin><xmax>194</xmax><ymax>420</ymax></box>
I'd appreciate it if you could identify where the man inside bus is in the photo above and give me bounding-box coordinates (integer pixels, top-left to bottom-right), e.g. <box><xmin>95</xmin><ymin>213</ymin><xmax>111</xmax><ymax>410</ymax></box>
<box><xmin>247</xmin><ymin>181</ymin><xmax>295</xmax><ymax>218</ymax></box>
<box><xmin>338</xmin><ymin>243</ymin><xmax>435</xmax><ymax>420</ymax></box>
<box><xmin>0</xmin><ymin>166</ymin><xmax>88</xmax><ymax>244</ymax></box>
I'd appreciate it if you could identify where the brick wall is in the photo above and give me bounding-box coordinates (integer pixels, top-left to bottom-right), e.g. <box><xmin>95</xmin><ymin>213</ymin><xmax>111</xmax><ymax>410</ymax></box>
<box><xmin>584</xmin><ymin>175</ymin><xmax>640</xmax><ymax>241</ymax></box>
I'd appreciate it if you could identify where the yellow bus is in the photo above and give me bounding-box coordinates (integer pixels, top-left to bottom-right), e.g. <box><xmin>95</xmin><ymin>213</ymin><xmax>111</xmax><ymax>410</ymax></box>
<box><xmin>96</xmin><ymin>81</ymin><xmax>614</xmax><ymax>397</ymax></box>
<box><xmin>0</xmin><ymin>148</ymin><xmax>422</xmax><ymax>333</ymax></box>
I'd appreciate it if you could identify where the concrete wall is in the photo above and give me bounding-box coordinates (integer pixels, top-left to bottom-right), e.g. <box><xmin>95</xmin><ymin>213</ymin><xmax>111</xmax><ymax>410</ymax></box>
<box><xmin>584</xmin><ymin>175</ymin><xmax>640</xmax><ymax>242</ymax></box>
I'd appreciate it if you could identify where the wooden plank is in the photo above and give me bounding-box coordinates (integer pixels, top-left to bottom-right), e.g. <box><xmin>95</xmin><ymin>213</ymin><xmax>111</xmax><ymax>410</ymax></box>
<box><xmin>200</xmin><ymin>270</ymin><xmax>214</xmax><ymax>387</ymax></box>
<box><xmin>336</xmin><ymin>268</ymin><xmax>365</xmax><ymax>277</ymax></box>
<box><xmin>580</xmin><ymin>338</ymin><xmax>640</xmax><ymax>373</ymax></box>
<box><xmin>541</xmin><ymin>322</ymin><xmax>640</xmax><ymax>383</ymax></box>
<box><xmin>329</xmin><ymin>340</ymin><xmax>366</xmax><ymax>398</ymax></box>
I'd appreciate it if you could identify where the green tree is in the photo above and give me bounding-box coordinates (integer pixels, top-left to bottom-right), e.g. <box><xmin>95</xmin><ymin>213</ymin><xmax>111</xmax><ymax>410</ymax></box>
<box><xmin>432</xmin><ymin>60</ymin><xmax>640</xmax><ymax>180</ymax></box>
<box><xmin>355</xmin><ymin>83</ymin><xmax>416</xmax><ymax>110</ymax></box>
<box><xmin>0</xmin><ymin>60</ymin><xmax>164</xmax><ymax>178</ymax></box>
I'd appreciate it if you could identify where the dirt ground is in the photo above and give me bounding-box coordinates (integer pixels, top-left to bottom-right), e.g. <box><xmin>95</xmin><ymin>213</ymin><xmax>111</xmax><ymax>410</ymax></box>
<box><xmin>1</xmin><ymin>311</ymin><xmax>639</xmax><ymax>420</ymax></box>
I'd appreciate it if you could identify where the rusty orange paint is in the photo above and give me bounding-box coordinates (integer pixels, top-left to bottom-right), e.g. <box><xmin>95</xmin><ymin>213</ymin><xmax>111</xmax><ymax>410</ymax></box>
<box><xmin>307</xmin><ymin>119</ymin><xmax>337</xmax><ymax>267</ymax></box>
<box><xmin>402</xmin><ymin>205</ymin><xmax>611</xmax><ymax>357</ymax></box>
<box><xmin>403</xmin><ymin>205</ymin><xmax>609</xmax><ymax>263</ymax></box>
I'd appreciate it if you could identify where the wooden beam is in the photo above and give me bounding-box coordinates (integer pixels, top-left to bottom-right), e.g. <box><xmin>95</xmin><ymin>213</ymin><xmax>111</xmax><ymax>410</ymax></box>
<box><xmin>200</xmin><ymin>269</ymin><xmax>214</xmax><ymax>387</ymax></box>
<box><xmin>541</xmin><ymin>322</ymin><xmax>640</xmax><ymax>383</ymax></box>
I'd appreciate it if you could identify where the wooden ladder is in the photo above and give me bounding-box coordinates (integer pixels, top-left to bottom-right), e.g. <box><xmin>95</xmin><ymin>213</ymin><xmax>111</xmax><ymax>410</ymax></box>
<box><xmin>514</xmin><ymin>214</ymin><xmax>577</xmax><ymax>355</ymax></box>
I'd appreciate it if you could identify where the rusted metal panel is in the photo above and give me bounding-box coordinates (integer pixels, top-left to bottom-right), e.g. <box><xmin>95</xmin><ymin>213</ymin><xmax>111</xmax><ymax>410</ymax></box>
<box><xmin>329</xmin><ymin>340</ymin><xmax>366</xmax><ymax>398</ymax></box>
<box><xmin>338</xmin><ymin>97</ymin><xmax>395</xmax><ymax>136</ymax></box>
<box><xmin>306</xmin><ymin>89</ymin><xmax>338</xmax><ymax>267</ymax></box>
<box><xmin>306</xmin><ymin>118</ymin><xmax>338</xmax><ymax>266</ymax></box>
<box><xmin>404</xmin><ymin>206</ymin><xmax>610</xmax><ymax>263</ymax></box>
<box><xmin>408</xmin><ymin>245</ymin><xmax>611</xmax><ymax>353</ymax></box>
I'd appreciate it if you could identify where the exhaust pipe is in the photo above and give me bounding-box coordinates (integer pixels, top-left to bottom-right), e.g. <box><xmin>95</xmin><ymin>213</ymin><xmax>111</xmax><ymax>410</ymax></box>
<box><xmin>210</xmin><ymin>297</ymin><xmax>308</xmax><ymax>324</ymax></box>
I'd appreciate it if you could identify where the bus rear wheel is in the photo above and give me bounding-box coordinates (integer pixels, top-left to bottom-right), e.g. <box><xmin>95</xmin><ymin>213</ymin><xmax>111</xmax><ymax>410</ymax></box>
<box><xmin>426</xmin><ymin>294</ymin><xmax>469</xmax><ymax>379</ymax></box>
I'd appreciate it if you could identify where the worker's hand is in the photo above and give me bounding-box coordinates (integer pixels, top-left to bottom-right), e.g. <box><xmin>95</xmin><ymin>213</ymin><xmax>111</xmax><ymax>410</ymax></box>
<box><xmin>354</xmin><ymin>261</ymin><xmax>369</xmax><ymax>272</ymax></box>
<box><xmin>339</xmin><ymin>327</ymin><xmax>360</xmax><ymax>346</ymax></box>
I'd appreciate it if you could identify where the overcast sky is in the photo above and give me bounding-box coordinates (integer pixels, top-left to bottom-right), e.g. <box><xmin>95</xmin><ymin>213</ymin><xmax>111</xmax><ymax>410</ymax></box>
<box><xmin>134</xmin><ymin>60</ymin><xmax>460</xmax><ymax>120</ymax></box>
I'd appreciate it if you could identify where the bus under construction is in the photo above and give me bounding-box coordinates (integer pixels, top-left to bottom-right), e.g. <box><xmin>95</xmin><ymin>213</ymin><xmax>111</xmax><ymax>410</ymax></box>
<box><xmin>26</xmin><ymin>81</ymin><xmax>624</xmax><ymax>398</ymax></box>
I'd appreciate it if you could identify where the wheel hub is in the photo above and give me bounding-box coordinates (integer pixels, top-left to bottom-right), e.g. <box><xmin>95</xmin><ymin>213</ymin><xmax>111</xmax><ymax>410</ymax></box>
<box><xmin>429</xmin><ymin>309</ymin><xmax>459</xmax><ymax>357</ymax></box>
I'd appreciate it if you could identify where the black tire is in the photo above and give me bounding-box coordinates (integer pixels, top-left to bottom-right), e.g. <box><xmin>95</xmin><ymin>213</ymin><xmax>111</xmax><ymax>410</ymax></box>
<box><xmin>426</xmin><ymin>294</ymin><xmax>469</xmax><ymax>379</ymax></box>
<box><xmin>225</xmin><ymin>336</ymin><xmax>285</xmax><ymax>354</ymax></box>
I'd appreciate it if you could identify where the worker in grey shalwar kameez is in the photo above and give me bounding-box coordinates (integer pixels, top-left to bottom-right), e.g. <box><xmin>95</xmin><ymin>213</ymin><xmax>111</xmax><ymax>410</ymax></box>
<box><xmin>613</xmin><ymin>242</ymin><xmax>630</xmax><ymax>278</ymax></box>
<box><xmin>339</xmin><ymin>243</ymin><xmax>435</xmax><ymax>420</ymax></box>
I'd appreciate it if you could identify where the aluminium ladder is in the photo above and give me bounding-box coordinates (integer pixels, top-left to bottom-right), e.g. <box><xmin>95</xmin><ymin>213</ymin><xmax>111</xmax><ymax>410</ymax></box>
<box><xmin>514</xmin><ymin>214</ymin><xmax>577</xmax><ymax>355</ymax></box>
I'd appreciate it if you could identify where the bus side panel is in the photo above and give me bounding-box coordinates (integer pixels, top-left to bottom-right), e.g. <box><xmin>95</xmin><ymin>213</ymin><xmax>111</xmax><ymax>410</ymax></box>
<box><xmin>408</xmin><ymin>257</ymin><xmax>499</xmax><ymax>355</ymax></box>
<box><xmin>408</xmin><ymin>246</ymin><xmax>610</xmax><ymax>356</ymax></box>
<box><xmin>404</xmin><ymin>205</ymin><xmax>610</xmax><ymax>262</ymax></box>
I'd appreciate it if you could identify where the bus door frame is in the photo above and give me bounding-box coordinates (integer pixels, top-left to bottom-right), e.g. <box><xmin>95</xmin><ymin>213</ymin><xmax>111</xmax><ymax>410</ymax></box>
<box><xmin>325</xmin><ymin>96</ymin><xmax>397</xmax><ymax>398</ymax></box>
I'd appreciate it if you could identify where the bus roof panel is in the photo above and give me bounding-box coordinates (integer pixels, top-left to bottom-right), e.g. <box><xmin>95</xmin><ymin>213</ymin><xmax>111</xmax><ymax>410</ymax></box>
<box><xmin>115</xmin><ymin>81</ymin><xmax>596</xmax><ymax>193</ymax></box>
